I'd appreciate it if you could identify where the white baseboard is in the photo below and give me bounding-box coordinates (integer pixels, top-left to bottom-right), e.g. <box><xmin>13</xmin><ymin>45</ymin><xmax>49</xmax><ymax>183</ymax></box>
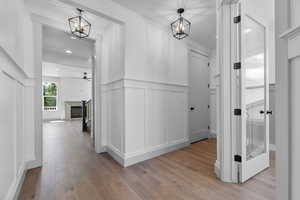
<box><xmin>214</xmin><ymin>160</ymin><xmax>220</xmax><ymax>179</ymax></box>
<box><xmin>95</xmin><ymin>146</ymin><xmax>107</xmax><ymax>154</ymax></box>
<box><xmin>209</xmin><ymin>129</ymin><xmax>217</xmax><ymax>138</ymax></box>
<box><xmin>26</xmin><ymin>159</ymin><xmax>42</xmax><ymax>170</ymax></box>
<box><xmin>270</xmin><ymin>144</ymin><xmax>276</xmax><ymax>151</ymax></box>
<box><xmin>190</xmin><ymin>129</ymin><xmax>209</xmax><ymax>143</ymax></box>
<box><xmin>107</xmin><ymin>147</ymin><xmax>125</xmax><ymax>166</ymax></box>
<box><xmin>124</xmin><ymin>140</ymin><xmax>190</xmax><ymax>167</ymax></box>
<box><xmin>5</xmin><ymin>162</ymin><xmax>28</xmax><ymax>200</ymax></box>
<box><xmin>107</xmin><ymin>140</ymin><xmax>189</xmax><ymax>167</ymax></box>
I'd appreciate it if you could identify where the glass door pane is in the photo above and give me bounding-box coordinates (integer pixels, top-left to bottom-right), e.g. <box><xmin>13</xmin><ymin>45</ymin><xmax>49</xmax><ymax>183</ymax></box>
<box><xmin>243</xmin><ymin>16</ymin><xmax>266</xmax><ymax>161</ymax></box>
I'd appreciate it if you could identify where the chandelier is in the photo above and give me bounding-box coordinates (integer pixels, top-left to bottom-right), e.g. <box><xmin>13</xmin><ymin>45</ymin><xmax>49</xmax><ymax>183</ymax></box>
<box><xmin>171</xmin><ymin>8</ymin><xmax>191</xmax><ymax>40</ymax></box>
<box><xmin>68</xmin><ymin>8</ymin><xmax>91</xmax><ymax>39</ymax></box>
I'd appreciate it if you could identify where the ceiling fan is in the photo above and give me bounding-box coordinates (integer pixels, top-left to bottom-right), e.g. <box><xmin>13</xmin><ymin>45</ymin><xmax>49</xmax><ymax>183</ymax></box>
<box><xmin>82</xmin><ymin>72</ymin><xmax>92</xmax><ymax>81</ymax></box>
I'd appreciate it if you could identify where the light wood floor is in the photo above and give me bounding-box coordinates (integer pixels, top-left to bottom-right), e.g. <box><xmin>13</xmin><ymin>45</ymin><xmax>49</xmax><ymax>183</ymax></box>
<box><xmin>19</xmin><ymin>121</ymin><xmax>276</xmax><ymax>200</ymax></box>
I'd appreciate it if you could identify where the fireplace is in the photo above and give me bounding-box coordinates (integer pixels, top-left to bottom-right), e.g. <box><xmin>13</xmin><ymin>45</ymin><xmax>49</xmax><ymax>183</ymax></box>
<box><xmin>71</xmin><ymin>106</ymin><xmax>82</xmax><ymax>118</ymax></box>
<box><xmin>64</xmin><ymin>101</ymin><xmax>82</xmax><ymax>120</ymax></box>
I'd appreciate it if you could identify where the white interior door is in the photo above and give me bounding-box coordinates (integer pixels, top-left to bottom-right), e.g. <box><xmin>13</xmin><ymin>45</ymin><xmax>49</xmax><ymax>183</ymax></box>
<box><xmin>238</xmin><ymin>1</ymin><xmax>270</xmax><ymax>183</ymax></box>
<box><xmin>188</xmin><ymin>51</ymin><xmax>209</xmax><ymax>143</ymax></box>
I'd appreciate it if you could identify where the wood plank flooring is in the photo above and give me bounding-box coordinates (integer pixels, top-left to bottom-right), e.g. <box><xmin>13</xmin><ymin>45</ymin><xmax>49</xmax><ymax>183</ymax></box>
<box><xmin>19</xmin><ymin>121</ymin><xmax>276</xmax><ymax>200</ymax></box>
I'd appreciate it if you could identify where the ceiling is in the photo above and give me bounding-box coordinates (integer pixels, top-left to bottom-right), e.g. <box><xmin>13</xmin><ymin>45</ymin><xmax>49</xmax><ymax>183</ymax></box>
<box><xmin>27</xmin><ymin>0</ymin><xmax>113</xmax><ymax>36</ymax></box>
<box><xmin>111</xmin><ymin>0</ymin><xmax>216</xmax><ymax>50</ymax></box>
<box><xmin>43</xmin><ymin>62</ymin><xmax>92</xmax><ymax>79</ymax></box>
<box><xmin>42</xmin><ymin>25</ymin><xmax>95</xmax><ymax>68</ymax></box>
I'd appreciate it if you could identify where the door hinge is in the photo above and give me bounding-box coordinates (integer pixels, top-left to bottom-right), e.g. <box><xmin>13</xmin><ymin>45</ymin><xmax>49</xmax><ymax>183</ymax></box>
<box><xmin>208</xmin><ymin>62</ymin><xmax>210</xmax><ymax>67</ymax></box>
<box><xmin>234</xmin><ymin>109</ymin><xmax>242</xmax><ymax>116</ymax></box>
<box><xmin>234</xmin><ymin>155</ymin><xmax>242</xmax><ymax>162</ymax></box>
<box><xmin>234</xmin><ymin>62</ymin><xmax>241</xmax><ymax>70</ymax></box>
<box><xmin>234</xmin><ymin>16</ymin><xmax>241</xmax><ymax>23</ymax></box>
<box><xmin>208</xmin><ymin>125</ymin><xmax>210</xmax><ymax>130</ymax></box>
<box><xmin>208</xmin><ymin>84</ymin><xmax>210</xmax><ymax>88</ymax></box>
<box><xmin>208</xmin><ymin>105</ymin><xmax>210</xmax><ymax>109</ymax></box>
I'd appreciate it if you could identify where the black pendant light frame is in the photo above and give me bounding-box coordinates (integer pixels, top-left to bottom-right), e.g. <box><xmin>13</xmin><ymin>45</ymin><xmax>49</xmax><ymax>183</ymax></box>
<box><xmin>68</xmin><ymin>8</ymin><xmax>91</xmax><ymax>39</ymax></box>
<box><xmin>171</xmin><ymin>8</ymin><xmax>191</xmax><ymax>40</ymax></box>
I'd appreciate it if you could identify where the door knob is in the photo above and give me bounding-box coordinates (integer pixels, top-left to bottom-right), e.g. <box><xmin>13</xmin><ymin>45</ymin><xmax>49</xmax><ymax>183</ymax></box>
<box><xmin>259</xmin><ymin>110</ymin><xmax>265</xmax><ymax>114</ymax></box>
<box><xmin>266</xmin><ymin>110</ymin><xmax>273</xmax><ymax>115</ymax></box>
<box><xmin>190</xmin><ymin>107</ymin><xmax>195</xmax><ymax>111</ymax></box>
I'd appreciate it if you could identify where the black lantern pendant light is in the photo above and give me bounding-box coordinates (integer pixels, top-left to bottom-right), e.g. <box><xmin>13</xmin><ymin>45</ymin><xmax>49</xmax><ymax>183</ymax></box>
<box><xmin>171</xmin><ymin>8</ymin><xmax>191</xmax><ymax>40</ymax></box>
<box><xmin>68</xmin><ymin>8</ymin><xmax>91</xmax><ymax>39</ymax></box>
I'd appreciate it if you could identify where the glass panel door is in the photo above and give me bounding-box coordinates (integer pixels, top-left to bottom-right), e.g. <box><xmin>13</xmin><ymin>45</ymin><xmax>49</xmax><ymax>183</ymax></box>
<box><xmin>244</xmin><ymin>16</ymin><xmax>266</xmax><ymax>161</ymax></box>
<box><xmin>239</xmin><ymin>10</ymin><xmax>270</xmax><ymax>183</ymax></box>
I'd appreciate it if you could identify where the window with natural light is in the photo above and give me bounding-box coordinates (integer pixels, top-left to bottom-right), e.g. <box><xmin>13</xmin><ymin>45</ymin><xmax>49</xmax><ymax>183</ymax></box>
<box><xmin>43</xmin><ymin>82</ymin><xmax>58</xmax><ymax>111</ymax></box>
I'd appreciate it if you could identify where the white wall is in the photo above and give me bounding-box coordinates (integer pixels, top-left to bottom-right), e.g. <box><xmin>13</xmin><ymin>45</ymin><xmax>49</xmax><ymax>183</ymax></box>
<box><xmin>291</xmin><ymin>0</ymin><xmax>300</xmax><ymax>27</ymax></box>
<box><xmin>0</xmin><ymin>0</ymin><xmax>35</xmax><ymax>78</ymax></box>
<box><xmin>42</xmin><ymin>74</ymin><xmax>92</xmax><ymax>120</ymax></box>
<box><xmin>102</xmin><ymin>24</ymin><xmax>191</xmax><ymax>166</ymax></box>
<box><xmin>125</xmin><ymin>21</ymin><xmax>188</xmax><ymax>85</ymax></box>
<box><xmin>0</xmin><ymin>0</ymin><xmax>25</xmax><ymax>69</ymax></box>
<box><xmin>86</xmin><ymin>0</ymin><xmax>193</xmax><ymax>166</ymax></box>
<box><xmin>101</xmin><ymin>24</ymin><xmax>124</xmax><ymax>84</ymax></box>
<box><xmin>0</xmin><ymin>1</ymin><xmax>37</xmax><ymax>198</ymax></box>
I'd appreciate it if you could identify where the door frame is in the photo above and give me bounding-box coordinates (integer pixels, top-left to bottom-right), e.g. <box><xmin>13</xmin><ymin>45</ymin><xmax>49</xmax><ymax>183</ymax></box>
<box><xmin>217</xmin><ymin>0</ymin><xmax>273</xmax><ymax>183</ymax></box>
<box><xmin>218</xmin><ymin>0</ymin><xmax>290</xmax><ymax>199</ymax></box>
<box><xmin>27</xmin><ymin>1</ymin><xmax>122</xmax><ymax>168</ymax></box>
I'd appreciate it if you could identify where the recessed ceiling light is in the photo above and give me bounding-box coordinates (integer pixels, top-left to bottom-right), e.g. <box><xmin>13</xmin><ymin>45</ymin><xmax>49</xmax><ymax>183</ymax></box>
<box><xmin>65</xmin><ymin>50</ymin><xmax>72</xmax><ymax>54</ymax></box>
<box><xmin>244</xmin><ymin>28</ymin><xmax>252</xmax><ymax>34</ymax></box>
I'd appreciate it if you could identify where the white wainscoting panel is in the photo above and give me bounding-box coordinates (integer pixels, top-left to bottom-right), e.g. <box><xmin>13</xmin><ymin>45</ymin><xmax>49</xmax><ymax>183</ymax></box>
<box><xmin>125</xmin><ymin>87</ymin><xmax>145</xmax><ymax>154</ymax></box>
<box><xmin>146</xmin><ymin>89</ymin><xmax>167</xmax><ymax>149</ymax></box>
<box><xmin>109</xmin><ymin>89</ymin><xmax>123</xmax><ymax>154</ymax></box>
<box><xmin>0</xmin><ymin>70</ymin><xmax>29</xmax><ymax>200</ymax></box>
<box><xmin>167</xmin><ymin>91</ymin><xmax>188</xmax><ymax>143</ymax></box>
<box><xmin>122</xmin><ymin>79</ymin><xmax>189</xmax><ymax>166</ymax></box>
<box><xmin>102</xmin><ymin>80</ymin><xmax>125</xmax><ymax>163</ymax></box>
<box><xmin>0</xmin><ymin>72</ymin><xmax>16</xmax><ymax>199</ymax></box>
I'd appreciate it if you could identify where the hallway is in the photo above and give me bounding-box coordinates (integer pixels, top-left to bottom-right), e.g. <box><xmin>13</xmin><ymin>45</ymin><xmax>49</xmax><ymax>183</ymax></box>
<box><xmin>19</xmin><ymin>121</ymin><xmax>275</xmax><ymax>200</ymax></box>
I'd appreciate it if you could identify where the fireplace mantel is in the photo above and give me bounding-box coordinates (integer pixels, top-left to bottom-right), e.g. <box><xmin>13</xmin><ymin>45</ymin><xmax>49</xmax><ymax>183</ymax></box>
<box><xmin>65</xmin><ymin>101</ymin><xmax>82</xmax><ymax>120</ymax></box>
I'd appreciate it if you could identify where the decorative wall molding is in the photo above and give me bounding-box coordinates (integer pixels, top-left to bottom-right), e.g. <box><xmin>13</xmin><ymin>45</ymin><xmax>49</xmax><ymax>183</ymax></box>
<box><xmin>124</xmin><ymin>78</ymin><xmax>188</xmax><ymax>89</ymax></box>
<box><xmin>124</xmin><ymin>140</ymin><xmax>189</xmax><ymax>167</ymax></box>
<box><xmin>280</xmin><ymin>25</ymin><xmax>300</xmax><ymax>59</ymax></box>
<box><xmin>103</xmin><ymin>78</ymin><xmax>189</xmax><ymax>167</ymax></box>
<box><xmin>0</xmin><ymin>47</ymin><xmax>29</xmax><ymax>81</ymax></box>
<box><xmin>280</xmin><ymin>25</ymin><xmax>300</xmax><ymax>39</ymax></box>
<box><xmin>0</xmin><ymin>70</ymin><xmax>31</xmax><ymax>200</ymax></box>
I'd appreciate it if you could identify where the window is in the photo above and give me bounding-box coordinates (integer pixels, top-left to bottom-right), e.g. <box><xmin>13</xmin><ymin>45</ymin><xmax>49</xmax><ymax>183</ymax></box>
<box><xmin>43</xmin><ymin>82</ymin><xmax>58</xmax><ymax>111</ymax></box>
